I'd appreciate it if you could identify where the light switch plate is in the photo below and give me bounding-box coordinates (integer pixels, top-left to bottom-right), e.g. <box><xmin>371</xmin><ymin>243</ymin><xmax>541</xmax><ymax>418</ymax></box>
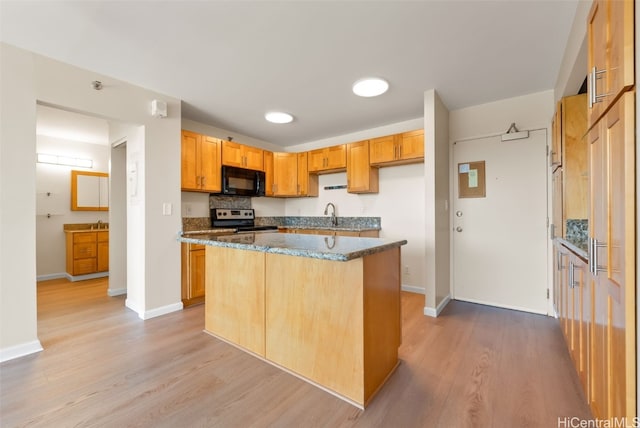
<box><xmin>162</xmin><ymin>203</ymin><xmax>172</xmax><ymax>216</ymax></box>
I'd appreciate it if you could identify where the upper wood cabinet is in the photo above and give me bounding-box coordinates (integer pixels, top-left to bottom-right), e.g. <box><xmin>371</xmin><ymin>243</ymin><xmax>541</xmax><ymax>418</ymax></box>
<box><xmin>222</xmin><ymin>141</ymin><xmax>264</xmax><ymax>171</ymax></box>
<box><xmin>181</xmin><ymin>130</ymin><xmax>222</xmax><ymax>192</ymax></box>
<box><xmin>270</xmin><ymin>152</ymin><xmax>318</xmax><ymax>197</ymax></box>
<box><xmin>370</xmin><ymin>129</ymin><xmax>424</xmax><ymax>166</ymax></box>
<box><xmin>587</xmin><ymin>0</ymin><xmax>634</xmax><ymax>128</ymax></box>
<box><xmin>263</xmin><ymin>151</ymin><xmax>274</xmax><ymax>196</ymax></box>
<box><xmin>272</xmin><ymin>153</ymin><xmax>298</xmax><ymax>196</ymax></box>
<box><xmin>347</xmin><ymin>140</ymin><xmax>378</xmax><ymax>194</ymax></box>
<box><xmin>308</xmin><ymin>144</ymin><xmax>346</xmax><ymax>173</ymax></box>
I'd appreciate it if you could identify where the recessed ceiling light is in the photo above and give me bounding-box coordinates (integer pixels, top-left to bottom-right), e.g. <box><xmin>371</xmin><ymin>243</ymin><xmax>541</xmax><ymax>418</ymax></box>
<box><xmin>265</xmin><ymin>111</ymin><xmax>294</xmax><ymax>124</ymax></box>
<box><xmin>352</xmin><ymin>77</ymin><xmax>389</xmax><ymax>97</ymax></box>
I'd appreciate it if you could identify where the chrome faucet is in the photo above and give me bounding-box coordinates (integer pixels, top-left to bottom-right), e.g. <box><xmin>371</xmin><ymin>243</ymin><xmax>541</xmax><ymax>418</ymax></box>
<box><xmin>324</xmin><ymin>202</ymin><xmax>337</xmax><ymax>226</ymax></box>
<box><xmin>97</xmin><ymin>219</ymin><xmax>103</xmax><ymax>229</ymax></box>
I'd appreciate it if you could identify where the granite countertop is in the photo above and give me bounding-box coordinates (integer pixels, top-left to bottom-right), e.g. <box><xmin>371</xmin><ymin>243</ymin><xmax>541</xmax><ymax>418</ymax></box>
<box><xmin>178</xmin><ymin>232</ymin><xmax>406</xmax><ymax>261</ymax></box>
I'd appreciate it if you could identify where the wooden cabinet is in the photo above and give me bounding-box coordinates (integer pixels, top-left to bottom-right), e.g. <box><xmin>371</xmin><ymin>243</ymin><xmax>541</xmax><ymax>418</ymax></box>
<box><xmin>65</xmin><ymin>230</ymin><xmax>109</xmax><ymax>278</ymax></box>
<box><xmin>587</xmin><ymin>91</ymin><xmax>635</xmax><ymax>420</ymax></box>
<box><xmin>270</xmin><ymin>152</ymin><xmax>318</xmax><ymax>197</ymax></box>
<box><xmin>181</xmin><ymin>243</ymin><xmax>205</xmax><ymax>306</ymax></box>
<box><xmin>272</xmin><ymin>153</ymin><xmax>298</xmax><ymax>196</ymax></box>
<box><xmin>347</xmin><ymin>140</ymin><xmax>379</xmax><ymax>194</ymax></box>
<box><xmin>551</xmin><ymin>168</ymin><xmax>563</xmax><ymax>238</ymax></box>
<box><xmin>550</xmin><ymin>94</ymin><xmax>588</xmax><ymax>239</ymax></box>
<box><xmin>308</xmin><ymin>144</ymin><xmax>346</xmax><ymax>173</ymax></box>
<box><xmin>181</xmin><ymin>130</ymin><xmax>222</xmax><ymax>192</ymax></box>
<box><xmin>222</xmin><ymin>141</ymin><xmax>264</xmax><ymax>171</ymax></box>
<box><xmin>97</xmin><ymin>231</ymin><xmax>109</xmax><ymax>272</ymax></box>
<box><xmin>587</xmin><ymin>0</ymin><xmax>634</xmax><ymax>128</ymax></box>
<box><xmin>263</xmin><ymin>151</ymin><xmax>274</xmax><ymax>196</ymax></box>
<box><xmin>369</xmin><ymin>129</ymin><xmax>424</xmax><ymax>166</ymax></box>
<box><xmin>555</xmin><ymin>242</ymin><xmax>592</xmax><ymax>405</ymax></box>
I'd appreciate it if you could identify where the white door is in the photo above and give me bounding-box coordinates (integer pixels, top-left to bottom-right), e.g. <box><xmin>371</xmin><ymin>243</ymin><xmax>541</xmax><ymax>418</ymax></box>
<box><xmin>452</xmin><ymin>130</ymin><xmax>548</xmax><ymax>314</ymax></box>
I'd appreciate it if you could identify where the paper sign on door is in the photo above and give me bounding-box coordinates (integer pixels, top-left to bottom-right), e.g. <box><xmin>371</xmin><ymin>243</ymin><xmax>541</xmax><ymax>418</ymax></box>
<box><xmin>468</xmin><ymin>169</ymin><xmax>478</xmax><ymax>188</ymax></box>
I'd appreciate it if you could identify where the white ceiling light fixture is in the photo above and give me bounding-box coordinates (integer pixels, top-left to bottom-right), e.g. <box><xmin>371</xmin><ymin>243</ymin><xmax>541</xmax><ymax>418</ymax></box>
<box><xmin>352</xmin><ymin>77</ymin><xmax>389</xmax><ymax>97</ymax></box>
<box><xmin>265</xmin><ymin>111</ymin><xmax>294</xmax><ymax>124</ymax></box>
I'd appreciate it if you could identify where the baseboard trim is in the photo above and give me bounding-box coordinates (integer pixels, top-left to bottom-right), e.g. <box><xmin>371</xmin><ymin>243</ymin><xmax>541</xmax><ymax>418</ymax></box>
<box><xmin>401</xmin><ymin>285</ymin><xmax>425</xmax><ymax>295</ymax></box>
<box><xmin>66</xmin><ymin>272</ymin><xmax>109</xmax><ymax>282</ymax></box>
<box><xmin>107</xmin><ymin>288</ymin><xmax>127</xmax><ymax>297</ymax></box>
<box><xmin>140</xmin><ymin>302</ymin><xmax>184</xmax><ymax>320</ymax></box>
<box><xmin>0</xmin><ymin>340</ymin><xmax>43</xmax><ymax>363</ymax></box>
<box><xmin>36</xmin><ymin>273</ymin><xmax>67</xmax><ymax>282</ymax></box>
<box><xmin>423</xmin><ymin>294</ymin><xmax>451</xmax><ymax>318</ymax></box>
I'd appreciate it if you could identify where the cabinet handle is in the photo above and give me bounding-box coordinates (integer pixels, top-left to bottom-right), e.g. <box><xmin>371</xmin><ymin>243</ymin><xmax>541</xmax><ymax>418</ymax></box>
<box><xmin>296</xmin><ymin>184</ymin><xmax>300</xmax><ymax>194</ymax></box>
<box><xmin>202</xmin><ymin>176</ymin><xmax>206</xmax><ymax>187</ymax></box>
<box><xmin>589</xmin><ymin>237</ymin><xmax>607</xmax><ymax>275</ymax></box>
<box><xmin>589</xmin><ymin>66</ymin><xmax>608</xmax><ymax>108</ymax></box>
<box><xmin>399</xmin><ymin>144</ymin><xmax>403</xmax><ymax>159</ymax></box>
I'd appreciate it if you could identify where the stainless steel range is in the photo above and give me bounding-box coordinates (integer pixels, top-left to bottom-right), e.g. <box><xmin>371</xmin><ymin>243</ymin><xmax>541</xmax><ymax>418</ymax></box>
<box><xmin>210</xmin><ymin>208</ymin><xmax>278</xmax><ymax>233</ymax></box>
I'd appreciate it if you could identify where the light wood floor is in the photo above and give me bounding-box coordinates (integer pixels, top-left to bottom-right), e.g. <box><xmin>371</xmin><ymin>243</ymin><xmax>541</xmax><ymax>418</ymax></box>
<box><xmin>1</xmin><ymin>278</ymin><xmax>592</xmax><ymax>427</ymax></box>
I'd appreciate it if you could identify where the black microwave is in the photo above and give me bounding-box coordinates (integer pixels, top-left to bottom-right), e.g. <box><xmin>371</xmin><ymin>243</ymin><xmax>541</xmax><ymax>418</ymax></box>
<box><xmin>221</xmin><ymin>165</ymin><xmax>265</xmax><ymax>197</ymax></box>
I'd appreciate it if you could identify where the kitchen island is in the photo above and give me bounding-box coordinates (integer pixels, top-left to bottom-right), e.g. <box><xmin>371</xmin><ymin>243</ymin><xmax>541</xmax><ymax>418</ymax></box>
<box><xmin>178</xmin><ymin>232</ymin><xmax>407</xmax><ymax>408</ymax></box>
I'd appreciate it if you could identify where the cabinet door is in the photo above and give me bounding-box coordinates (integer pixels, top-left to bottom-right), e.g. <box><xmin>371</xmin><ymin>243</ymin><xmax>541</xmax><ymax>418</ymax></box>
<box><xmin>97</xmin><ymin>241</ymin><xmax>109</xmax><ymax>272</ymax></box>
<box><xmin>189</xmin><ymin>249</ymin><xmax>206</xmax><ymax>299</ymax></box>
<box><xmin>307</xmin><ymin>149</ymin><xmax>326</xmax><ymax>172</ymax></box>
<box><xmin>587</xmin><ymin>0</ymin><xmax>607</xmax><ymax>127</ymax></box>
<box><xmin>587</xmin><ymin>0</ymin><xmax>634</xmax><ymax>128</ymax></box>
<box><xmin>369</xmin><ymin>135</ymin><xmax>396</xmax><ymax>164</ymax></box>
<box><xmin>551</xmin><ymin>168</ymin><xmax>563</xmax><ymax>239</ymax></box>
<box><xmin>273</xmin><ymin>153</ymin><xmax>298</xmax><ymax>196</ymax></box>
<box><xmin>263</xmin><ymin>151</ymin><xmax>274</xmax><ymax>196</ymax></box>
<box><xmin>562</xmin><ymin>94</ymin><xmax>588</xmax><ymax>220</ymax></box>
<box><xmin>243</xmin><ymin>146</ymin><xmax>264</xmax><ymax>171</ymax></box>
<box><xmin>325</xmin><ymin>145</ymin><xmax>346</xmax><ymax>170</ymax></box>
<box><xmin>297</xmin><ymin>152</ymin><xmax>308</xmax><ymax>196</ymax></box>
<box><xmin>570</xmin><ymin>254</ymin><xmax>590</xmax><ymax>399</ymax></box>
<box><xmin>347</xmin><ymin>140</ymin><xmax>378</xmax><ymax>194</ymax></box>
<box><xmin>399</xmin><ymin>130</ymin><xmax>424</xmax><ymax>160</ymax></box>
<box><xmin>589</xmin><ymin>92</ymin><xmax>636</xmax><ymax>420</ymax></box>
<box><xmin>181</xmin><ymin>130</ymin><xmax>200</xmax><ymax>190</ymax></box>
<box><xmin>200</xmin><ymin>136</ymin><xmax>221</xmax><ymax>192</ymax></box>
<box><xmin>221</xmin><ymin>141</ymin><xmax>245</xmax><ymax>168</ymax></box>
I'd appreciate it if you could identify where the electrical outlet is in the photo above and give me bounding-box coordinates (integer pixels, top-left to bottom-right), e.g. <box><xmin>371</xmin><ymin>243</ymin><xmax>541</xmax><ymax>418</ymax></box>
<box><xmin>403</xmin><ymin>265</ymin><xmax>410</xmax><ymax>275</ymax></box>
<box><xmin>185</xmin><ymin>204</ymin><xmax>192</xmax><ymax>216</ymax></box>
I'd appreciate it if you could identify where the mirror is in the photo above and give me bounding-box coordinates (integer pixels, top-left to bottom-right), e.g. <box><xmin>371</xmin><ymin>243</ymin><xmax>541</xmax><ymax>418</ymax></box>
<box><xmin>71</xmin><ymin>170</ymin><xmax>109</xmax><ymax>211</ymax></box>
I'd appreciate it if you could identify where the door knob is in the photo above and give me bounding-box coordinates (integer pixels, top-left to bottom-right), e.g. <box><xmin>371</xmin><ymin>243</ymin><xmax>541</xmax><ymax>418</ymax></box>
<box><xmin>456</xmin><ymin>211</ymin><xmax>463</xmax><ymax>217</ymax></box>
<box><xmin>456</xmin><ymin>226</ymin><xmax>463</xmax><ymax>232</ymax></box>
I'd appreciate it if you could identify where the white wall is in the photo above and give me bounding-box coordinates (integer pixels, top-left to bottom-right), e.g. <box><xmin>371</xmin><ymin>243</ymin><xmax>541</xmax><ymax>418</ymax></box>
<box><xmin>0</xmin><ymin>43</ymin><xmax>42</xmax><ymax>361</ymax></box>
<box><xmin>1</xmin><ymin>42</ymin><xmax>183</xmax><ymax>360</ymax></box>
<box><xmin>284</xmin><ymin>118</ymin><xmax>426</xmax><ymax>291</ymax></box>
<box><xmin>108</xmin><ymin>137</ymin><xmax>127</xmax><ymax>296</ymax></box>
<box><xmin>35</xmin><ymin>136</ymin><xmax>109</xmax><ymax>279</ymax></box>
<box><xmin>423</xmin><ymin>90</ymin><xmax>450</xmax><ymax>316</ymax></box>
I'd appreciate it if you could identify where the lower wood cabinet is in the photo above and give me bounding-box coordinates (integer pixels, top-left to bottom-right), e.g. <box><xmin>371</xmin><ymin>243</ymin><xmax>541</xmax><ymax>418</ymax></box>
<box><xmin>181</xmin><ymin>243</ymin><xmax>205</xmax><ymax>306</ymax></box>
<box><xmin>65</xmin><ymin>230</ymin><xmax>109</xmax><ymax>278</ymax></box>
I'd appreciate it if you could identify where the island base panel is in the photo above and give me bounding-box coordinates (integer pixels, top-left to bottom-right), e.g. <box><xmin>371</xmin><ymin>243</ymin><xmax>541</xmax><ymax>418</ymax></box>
<box><xmin>205</xmin><ymin>246</ymin><xmax>265</xmax><ymax>356</ymax></box>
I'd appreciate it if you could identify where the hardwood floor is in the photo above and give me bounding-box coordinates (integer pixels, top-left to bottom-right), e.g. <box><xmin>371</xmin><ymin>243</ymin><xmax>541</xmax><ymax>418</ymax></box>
<box><xmin>0</xmin><ymin>278</ymin><xmax>592</xmax><ymax>427</ymax></box>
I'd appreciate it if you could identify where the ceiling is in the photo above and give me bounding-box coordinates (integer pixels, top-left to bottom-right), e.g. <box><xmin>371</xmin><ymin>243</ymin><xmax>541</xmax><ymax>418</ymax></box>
<box><xmin>1</xmin><ymin>1</ymin><xmax>579</xmax><ymax>147</ymax></box>
<box><xmin>37</xmin><ymin>104</ymin><xmax>110</xmax><ymax>145</ymax></box>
